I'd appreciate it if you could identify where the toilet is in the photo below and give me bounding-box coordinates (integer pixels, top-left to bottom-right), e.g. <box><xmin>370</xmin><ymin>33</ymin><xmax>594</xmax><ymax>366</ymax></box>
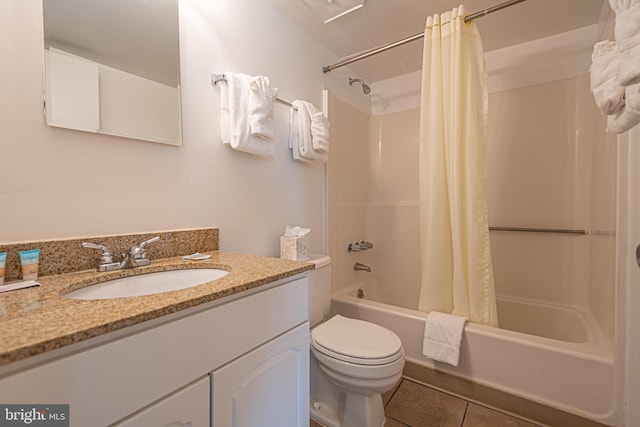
<box><xmin>307</xmin><ymin>255</ymin><xmax>405</xmax><ymax>427</ymax></box>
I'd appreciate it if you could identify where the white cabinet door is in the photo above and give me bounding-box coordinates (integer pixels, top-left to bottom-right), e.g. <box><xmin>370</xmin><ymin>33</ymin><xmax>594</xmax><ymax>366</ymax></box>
<box><xmin>114</xmin><ymin>377</ymin><xmax>209</xmax><ymax>427</ymax></box>
<box><xmin>211</xmin><ymin>323</ymin><xmax>309</xmax><ymax>427</ymax></box>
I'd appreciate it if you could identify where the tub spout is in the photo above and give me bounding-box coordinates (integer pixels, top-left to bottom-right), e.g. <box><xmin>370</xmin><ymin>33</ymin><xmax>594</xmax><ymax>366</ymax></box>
<box><xmin>354</xmin><ymin>262</ymin><xmax>371</xmax><ymax>272</ymax></box>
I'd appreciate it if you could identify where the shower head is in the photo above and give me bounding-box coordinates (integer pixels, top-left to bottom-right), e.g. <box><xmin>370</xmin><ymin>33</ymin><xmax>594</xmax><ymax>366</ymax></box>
<box><xmin>348</xmin><ymin>77</ymin><xmax>371</xmax><ymax>95</ymax></box>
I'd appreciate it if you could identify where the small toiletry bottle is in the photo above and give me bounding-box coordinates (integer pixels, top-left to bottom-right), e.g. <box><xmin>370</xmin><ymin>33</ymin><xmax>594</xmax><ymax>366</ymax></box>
<box><xmin>19</xmin><ymin>249</ymin><xmax>41</xmax><ymax>281</ymax></box>
<box><xmin>0</xmin><ymin>252</ymin><xmax>6</xmax><ymax>285</ymax></box>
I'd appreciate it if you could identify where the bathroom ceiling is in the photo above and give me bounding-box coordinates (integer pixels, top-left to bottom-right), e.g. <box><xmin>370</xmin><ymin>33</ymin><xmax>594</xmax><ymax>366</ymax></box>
<box><xmin>269</xmin><ymin>0</ymin><xmax>609</xmax><ymax>83</ymax></box>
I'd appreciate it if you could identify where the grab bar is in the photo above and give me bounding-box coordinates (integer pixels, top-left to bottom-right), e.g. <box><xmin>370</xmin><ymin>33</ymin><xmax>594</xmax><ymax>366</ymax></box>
<box><xmin>489</xmin><ymin>227</ymin><xmax>588</xmax><ymax>235</ymax></box>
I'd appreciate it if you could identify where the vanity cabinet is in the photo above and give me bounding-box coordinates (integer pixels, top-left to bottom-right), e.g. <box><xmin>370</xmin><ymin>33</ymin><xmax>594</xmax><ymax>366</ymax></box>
<box><xmin>0</xmin><ymin>276</ymin><xmax>309</xmax><ymax>427</ymax></box>
<box><xmin>211</xmin><ymin>323</ymin><xmax>308</xmax><ymax>427</ymax></box>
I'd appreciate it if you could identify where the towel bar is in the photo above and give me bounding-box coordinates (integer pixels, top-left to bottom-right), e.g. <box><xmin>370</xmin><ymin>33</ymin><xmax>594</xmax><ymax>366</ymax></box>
<box><xmin>211</xmin><ymin>73</ymin><xmax>298</xmax><ymax>110</ymax></box>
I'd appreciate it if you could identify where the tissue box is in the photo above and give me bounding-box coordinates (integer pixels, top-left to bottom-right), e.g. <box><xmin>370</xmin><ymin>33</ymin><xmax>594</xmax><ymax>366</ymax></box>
<box><xmin>280</xmin><ymin>235</ymin><xmax>310</xmax><ymax>261</ymax></box>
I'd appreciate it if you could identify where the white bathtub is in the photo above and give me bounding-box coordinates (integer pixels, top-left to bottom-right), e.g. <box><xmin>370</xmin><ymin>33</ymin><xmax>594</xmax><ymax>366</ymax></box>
<box><xmin>330</xmin><ymin>280</ymin><xmax>616</xmax><ymax>424</ymax></box>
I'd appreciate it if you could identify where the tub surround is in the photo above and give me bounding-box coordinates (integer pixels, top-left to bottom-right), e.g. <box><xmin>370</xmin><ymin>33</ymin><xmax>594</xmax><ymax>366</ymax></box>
<box><xmin>0</xmin><ymin>229</ymin><xmax>313</xmax><ymax>367</ymax></box>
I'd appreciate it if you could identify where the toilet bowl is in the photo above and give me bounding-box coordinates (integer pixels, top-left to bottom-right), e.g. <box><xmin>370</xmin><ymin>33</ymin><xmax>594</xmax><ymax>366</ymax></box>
<box><xmin>307</xmin><ymin>255</ymin><xmax>405</xmax><ymax>427</ymax></box>
<box><xmin>310</xmin><ymin>315</ymin><xmax>405</xmax><ymax>427</ymax></box>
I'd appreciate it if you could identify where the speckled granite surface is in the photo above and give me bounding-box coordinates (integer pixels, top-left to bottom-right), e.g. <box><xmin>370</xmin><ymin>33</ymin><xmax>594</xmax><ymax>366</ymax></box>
<box><xmin>0</xmin><ymin>228</ymin><xmax>219</xmax><ymax>282</ymax></box>
<box><xmin>0</xmin><ymin>251</ymin><xmax>313</xmax><ymax>366</ymax></box>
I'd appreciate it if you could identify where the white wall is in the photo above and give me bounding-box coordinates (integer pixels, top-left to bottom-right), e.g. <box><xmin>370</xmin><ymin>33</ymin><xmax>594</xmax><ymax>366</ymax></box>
<box><xmin>370</xmin><ymin>24</ymin><xmax>604</xmax><ymax>116</ymax></box>
<box><xmin>0</xmin><ymin>0</ymin><xmax>356</xmax><ymax>257</ymax></box>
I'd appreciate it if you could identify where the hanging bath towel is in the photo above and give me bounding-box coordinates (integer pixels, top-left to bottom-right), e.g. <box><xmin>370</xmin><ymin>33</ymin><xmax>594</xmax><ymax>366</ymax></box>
<box><xmin>220</xmin><ymin>72</ymin><xmax>275</xmax><ymax>158</ymax></box>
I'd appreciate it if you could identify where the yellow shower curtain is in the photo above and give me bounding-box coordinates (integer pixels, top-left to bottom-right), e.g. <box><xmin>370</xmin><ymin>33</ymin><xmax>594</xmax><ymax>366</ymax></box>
<box><xmin>417</xmin><ymin>5</ymin><xmax>498</xmax><ymax>326</ymax></box>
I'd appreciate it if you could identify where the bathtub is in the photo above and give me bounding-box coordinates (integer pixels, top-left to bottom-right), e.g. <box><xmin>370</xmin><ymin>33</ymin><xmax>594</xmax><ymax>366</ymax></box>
<box><xmin>330</xmin><ymin>280</ymin><xmax>616</xmax><ymax>424</ymax></box>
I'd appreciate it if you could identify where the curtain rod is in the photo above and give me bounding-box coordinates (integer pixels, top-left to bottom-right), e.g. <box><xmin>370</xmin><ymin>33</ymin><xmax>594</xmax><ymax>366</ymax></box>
<box><xmin>322</xmin><ymin>0</ymin><xmax>528</xmax><ymax>74</ymax></box>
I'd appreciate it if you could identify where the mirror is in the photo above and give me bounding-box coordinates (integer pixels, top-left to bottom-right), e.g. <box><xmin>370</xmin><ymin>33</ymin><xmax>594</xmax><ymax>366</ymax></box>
<box><xmin>42</xmin><ymin>0</ymin><xmax>182</xmax><ymax>146</ymax></box>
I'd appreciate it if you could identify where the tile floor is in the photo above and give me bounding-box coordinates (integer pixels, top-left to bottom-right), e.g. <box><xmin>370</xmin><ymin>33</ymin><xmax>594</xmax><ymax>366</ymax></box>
<box><xmin>311</xmin><ymin>378</ymin><xmax>542</xmax><ymax>427</ymax></box>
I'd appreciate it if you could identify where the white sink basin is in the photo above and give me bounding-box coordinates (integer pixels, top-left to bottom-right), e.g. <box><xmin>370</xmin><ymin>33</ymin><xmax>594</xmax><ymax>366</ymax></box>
<box><xmin>64</xmin><ymin>268</ymin><xmax>229</xmax><ymax>300</ymax></box>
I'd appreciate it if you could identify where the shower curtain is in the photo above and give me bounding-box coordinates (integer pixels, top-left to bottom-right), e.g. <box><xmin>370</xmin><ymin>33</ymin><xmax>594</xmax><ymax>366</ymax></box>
<box><xmin>417</xmin><ymin>5</ymin><xmax>498</xmax><ymax>326</ymax></box>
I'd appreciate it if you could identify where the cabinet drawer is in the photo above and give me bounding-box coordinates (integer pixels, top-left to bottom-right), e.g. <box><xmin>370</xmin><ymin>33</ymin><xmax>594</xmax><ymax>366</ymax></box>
<box><xmin>113</xmin><ymin>377</ymin><xmax>209</xmax><ymax>427</ymax></box>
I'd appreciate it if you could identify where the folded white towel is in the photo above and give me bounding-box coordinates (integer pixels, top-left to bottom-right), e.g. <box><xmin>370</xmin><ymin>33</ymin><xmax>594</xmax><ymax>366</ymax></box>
<box><xmin>609</xmin><ymin>0</ymin><xmax>640</xmax><ymax>86</ymax></box>
<box><xmin>248</xmin><ymin>76</ymin><xmax>276</xmax><ymax>140</ymax></box>
<box><xmin>289</xmin><ymin>107</ymin><xmax>312</xmax><ymax>163</ymax></box>
<box><xmin>310</xmin><ymin>111</ymin><xmax>330</xmax><ymax>153</ymax></box>
<box><xmin>615</xmin><ymin>3</ymin><xmax>640</xmax><ymax>86</ymax></box>
<box><xmin>220</xmin><ymin>72</ymin><xmax>275</xmax><ymax>158</ymax></box>
<box><xmin>220</xmin><ymin>75</ymin><xmax>232</xmax><ymax>145</ymax></box>
<box><xmin>422</xmin><ymin>311</ymin><xmax>467</xmax><ymax>366</ymax></box>
<box><xmin>591</xmin><ymin>41</ymin><xmax>626</xmax><ymax>115</ymax></box>
<box><xmin>292</xmin><ymin>100</ymin><xmax>328</xmax><ymax>162</ymax></box>
<box><xmin>608</xmin><ymin>83</ymin><xmax>640</xmax><ymax>133</ymax></box>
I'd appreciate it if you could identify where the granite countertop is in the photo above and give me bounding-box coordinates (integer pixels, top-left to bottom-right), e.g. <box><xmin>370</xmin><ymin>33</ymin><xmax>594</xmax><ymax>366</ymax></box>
<box><xmin>0</xmin><ymin>251</ymin><xmax>313</xmax><ymax>367</ymax></box>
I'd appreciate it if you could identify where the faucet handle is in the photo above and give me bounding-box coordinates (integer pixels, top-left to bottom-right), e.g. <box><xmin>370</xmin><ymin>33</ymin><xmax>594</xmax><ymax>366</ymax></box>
<box><xmin>82</xmin><ymin>242</ymin><xmax>121</xmax><ymax>271</ymax></box>
<box><xmin>127</xmin><ymin>236</ymin><xmax>160</xmax><ymax>266</ymax></box>
<box><xmin>347</xmin><ymin>242</ymin><xmax>362</xmax><ymax>252</ymax></box>
<box><xmin>82</xmin><ymin>242</ymin><xmax>114</xmax><ymax>264</ymax></box>
<box><xmin>139</xmin><ymin>236</ymin><xmax>160</xmax><ymax>249</ymax></box>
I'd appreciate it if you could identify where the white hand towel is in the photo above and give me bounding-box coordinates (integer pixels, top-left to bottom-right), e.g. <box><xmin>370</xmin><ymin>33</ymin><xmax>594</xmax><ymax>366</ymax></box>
<box><xmin>293</xmin><ymin>101</ymin><xmax>328</xmax><ymax>162</ymax></box>
<box><xmin>422</xmin><ymin>311</ymin><xmax>467</xmax><ymax>366</ymax></box>
<box><xmin>220</xmin><ymin>75</ymin><xmax>232</xmax><ymax>145</ymax></box>
<box><xmin>248</xmin><ymin>76</ymin><xmax>276</xmax><ymax>140</ymax></box>
<box><xmin>610</xmin><ymin>0</ymin><xmax>640</xmax><ymax>86</ymax></box>
<box><xmin>289</xmin><ymin>106</ymin><xmax>312</xmax><ymax>163</ymax></box>
<box><xmin>310</xmin><ymin>111</ymin><xmax>330</xmax><ymax>153</ymax></box>
<box><xmin>608</xmin><ymin>83</ymin><xmax>640</xmax><ymax>133</ymax></box>
<box><xmin>221</xmin><ymin>72</ymin><xmax>275</xmax><ymax>158</ymax></box>
<box><xmin>591</xmin><ymin>41</ymin><xmax>626</xmax><ymax>115</ymax></box>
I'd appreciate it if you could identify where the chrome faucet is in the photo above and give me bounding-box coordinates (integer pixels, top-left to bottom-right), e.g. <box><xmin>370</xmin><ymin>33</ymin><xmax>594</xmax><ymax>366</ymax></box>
<box><xmin>354</xmin><ymin>262</ymin><xmax>371</xmax><ymax>272</ymax></box>
<box><xmin>83</xmin><ymin>236</ymin><xmax>160</xmax><ymax>272</ymax></box>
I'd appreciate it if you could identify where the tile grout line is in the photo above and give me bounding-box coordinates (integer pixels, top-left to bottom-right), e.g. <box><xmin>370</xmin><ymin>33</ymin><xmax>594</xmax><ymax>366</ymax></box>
<box><xmin>384</xmin><ymin>379</ymin><xmax>405</xmax><ymax>409</ymax></box>
<box><xmin>460</xmin><ymin>402</ymin><xmax>470</xmax><ymax>427</ymax></box>
<box><xmin>385</xmin><ymin>415</ymin><xmax>413</xmax><ymax>427</ymax></box>
<box><xmin>400</xmin><ymin>377</ymin><xmax>546</xmax><ymax>427</ymax></box>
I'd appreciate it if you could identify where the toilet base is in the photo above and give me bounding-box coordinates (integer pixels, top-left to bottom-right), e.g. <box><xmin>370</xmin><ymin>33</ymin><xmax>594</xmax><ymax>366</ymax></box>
<box><xmin>310</xmin><ymin>354</ymin><xmax>388</xmax><ymax>427</ymax></box>
<box><xmin>311</xmin><ymin>391</ymin><xmax>386</xmax><ymax>427</ymax></box>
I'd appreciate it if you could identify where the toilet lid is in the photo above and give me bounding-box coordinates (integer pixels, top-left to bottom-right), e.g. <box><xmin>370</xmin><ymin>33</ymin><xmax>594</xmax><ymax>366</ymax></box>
<box><xmin>311</xmin><ymin>315</ymin><xmax>402</xmax><ymax>364</ymax></box>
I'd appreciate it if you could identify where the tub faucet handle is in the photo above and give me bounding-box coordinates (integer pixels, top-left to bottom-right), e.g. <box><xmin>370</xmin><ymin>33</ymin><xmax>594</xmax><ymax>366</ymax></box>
<box><xmin>348</xmin><ymin>242</ymin><xmax>362</xmax><ymax>252</ymax></box>
<box><xmin>361</xmin><ymin>241</ymin><xmax>374</xmax><ymax>249</ymax></box>
<box><xmin>348</xmin><ymin>240</ymin><xmax>374</xmax><ymax>252</ymax></box>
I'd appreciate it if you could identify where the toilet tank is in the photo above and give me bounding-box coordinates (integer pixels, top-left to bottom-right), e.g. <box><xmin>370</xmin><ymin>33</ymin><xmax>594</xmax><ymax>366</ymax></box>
<box><xmin>306</xmin><ymin>254</ymin><xmax>332</xmax><ymax>327</ymax></box>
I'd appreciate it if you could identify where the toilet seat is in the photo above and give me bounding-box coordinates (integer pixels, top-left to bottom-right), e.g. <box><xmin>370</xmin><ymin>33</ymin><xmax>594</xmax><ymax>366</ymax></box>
<box><xmin>311</xmin><ymin>315</ymin><xmax>403</xmax><ymax>366</ymax></box>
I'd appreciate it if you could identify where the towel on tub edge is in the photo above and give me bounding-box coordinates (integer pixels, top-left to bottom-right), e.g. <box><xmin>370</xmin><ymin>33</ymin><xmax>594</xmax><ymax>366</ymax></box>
<box><xmin>422</xmin><ymin>311</ymin><xmax>467</xmax><ymax>366</ymax></box>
